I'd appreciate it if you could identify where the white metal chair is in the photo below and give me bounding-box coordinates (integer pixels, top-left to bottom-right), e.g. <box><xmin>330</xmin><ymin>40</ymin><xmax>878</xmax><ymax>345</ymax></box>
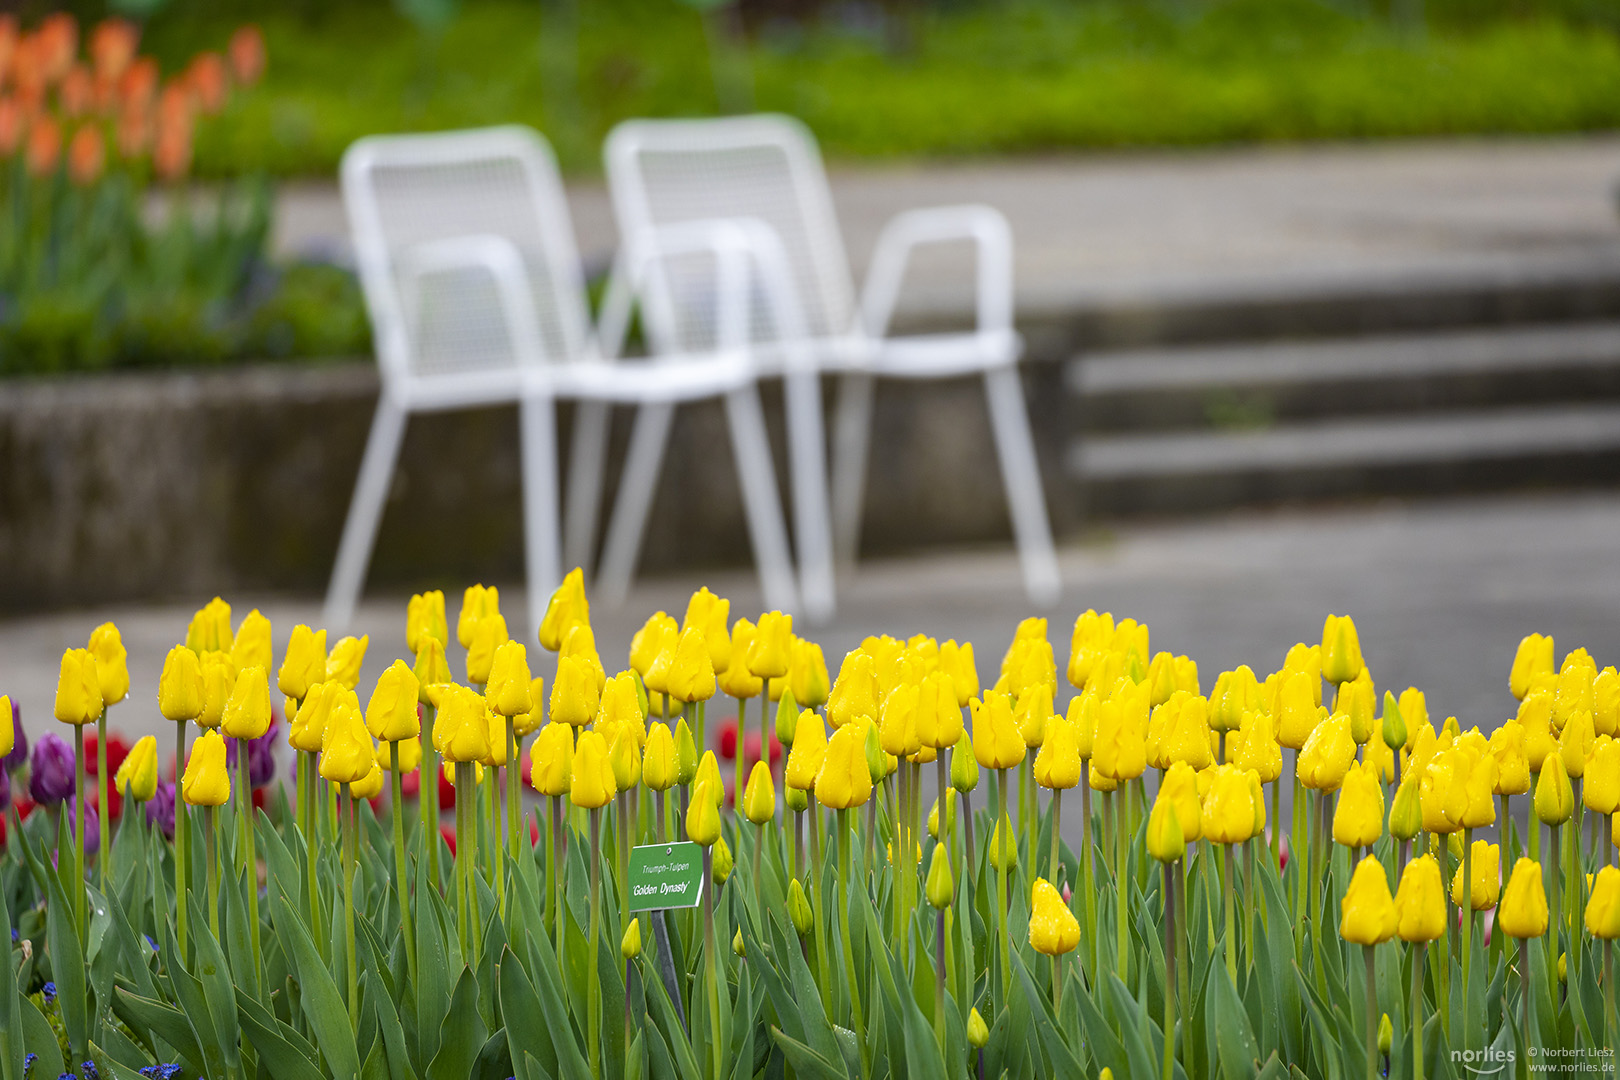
<box><xmin>325</xmin><ymin>125</ymin><xmax>808</xmax><ymax>640</ymax></box>
<box><xmin>596</xmin><ymin>114</ymin><xmax>1062</xmax><ymax>608</ymax></box>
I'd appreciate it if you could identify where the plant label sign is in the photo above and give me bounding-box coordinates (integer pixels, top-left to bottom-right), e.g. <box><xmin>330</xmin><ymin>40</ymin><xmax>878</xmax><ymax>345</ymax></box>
<box><xmin>627</xmin><ymin>841</ymin><xmax>705</xmax><ymax>912</ymax></box>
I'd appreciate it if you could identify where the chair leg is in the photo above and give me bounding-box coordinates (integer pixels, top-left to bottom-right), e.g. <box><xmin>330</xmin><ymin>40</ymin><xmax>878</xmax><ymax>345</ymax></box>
<box><xmin>983</xmin><ymin>366</ymin><xmax>1062</xmax><ymax>606</ymax></box>
<box><xmin>520</xmin><ymin>393</ymin><xmax>565</xmax><ymax>644</ymax></box>
<box><xmin>830</xmin><ymin>371</ymin><xmax>875</xmax><ymax>571</ymax></box>
<box><xmin>596</xmin><ymin>402</ymin><xmax>675</xmax><ymax>607</ymax></box>
<box><xmin>324</xmin><ymin>395</ymin><xmax>409</xmax><ymax>631</ymax></box>
<box><xmin>724</xmin><ymin>386</ymin><xmax>801</xmax><ymax>616</ymax></box>
<box><xmin>562</xmin><ymin>399</ymin><xmax>612</xmax><ymax>577</ymax></box>
<box><xmin>784</xmin><ymin>368</ymin><xmax>836</xmax><ymax>623</ymax></box>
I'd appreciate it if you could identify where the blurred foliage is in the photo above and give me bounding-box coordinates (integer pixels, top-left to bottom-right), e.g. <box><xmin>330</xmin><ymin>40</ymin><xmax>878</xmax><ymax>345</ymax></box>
<box><xmin>101</xmin><ymin>0</ymin><xmax>1620</xmax><ymax>178</ymax></box>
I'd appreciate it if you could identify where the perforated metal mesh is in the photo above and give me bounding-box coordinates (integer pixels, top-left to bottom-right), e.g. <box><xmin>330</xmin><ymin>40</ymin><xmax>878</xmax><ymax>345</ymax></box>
<box><xmin>614</xmin><ymin>124</ymin><xmax>856</xmax><ymax>355</ymax></box>
<box><xmin>347</xmin><ymin>132</ymin><xmax>589</xmax><ymax>381</ymax></box>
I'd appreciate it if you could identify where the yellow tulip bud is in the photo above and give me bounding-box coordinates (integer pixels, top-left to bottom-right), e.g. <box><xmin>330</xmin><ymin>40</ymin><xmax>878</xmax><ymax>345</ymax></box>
<box><xmin>222</xmin><ymin>665</ymin><xmax>273</xmax><ymax>741</ymax></box>
<box><xmin>1490</xmin><ymin>720</ymin><xmax>1531</xmax><ymax>796</ymax></box>
<box><xmin>1160</xmin><ymin>693</ymin><xmax>1211</xmax><ymax>771</ymax></box>
<box><xmin>1321</xmin><ymin>614</ymin><xmax>1364</xmax><ymax>686</ymax></box>
<box><xmin>159</xmin><ymin>644</ymin><xmax>205</xmax><ymax>722</ymax></box>
<box><xmin>551</xmin><ymin>655</ymin><xmax>601</xmax><ymax>727</ymax></box>
<box><xmin>1595</xmin><ymin>667</ymin><xmax>1620</xmax><ymax>738</ymax></box>
<box><xmin>350</xmin><ymin>762</ymin><xmax>385</xmax><ymax>801</ymax></box>
<box><xmin>787</xmin><ymin>639</ymin><xmax>829</xmax><ymax>709</ymax></box>
<box><xmin>966</xmin><ymin>1008</ymin><xmax>989</xmax><ymax>1049</ymax></box>
<box><xmin>1332</xmin><ymin>760</ymin><xmax>1384</xmax><ymax>848</ymax></box>
<box><xmin>1587</xmin><ymin>736</ymin><xmax>1620</xmax><ymax>813</ymax></box>
<box><xmin>1029</xmin><ymin>877</ymin><xmax>1080</xmax><ymax>956</ymax></box>
<box><xmin>1378</xmin><ymin>1013</ymin><xmax>1393</xmax><ymax>1057</ymax></box>
<box><xmin>186</xmin><ymin>597</ymin><xmax>234</xmax><ymax>655</ymax></box>
<box><xmin>512</xmin><ymin>676</ymin><xmax>548</xmax><ymax>738</ymax></box>
<box><xmin>406</xmin><ymin>590</ymin><xmax>448</xmax><ymax>656</ymax></box>
<box><xmin>879</xmin><ymin>683</ymin><xmax>919</xmax><ymax>758</ymax></box>
<box><xmin>1587</xmin><ymin>865</ymin><xmax>1620</xmax><ymax>940</ymax></box>
<box><xmin>641</xmin><ymin>723</ymin><xmax>677</xmax><ymax>793</ymax></box>
<box><xmin>607</xmin><ymin>723</ymin><xmax>641</xmax><ymax>790</ymax></box>
<box><xmin>1202</xmin><ymin>764</ymin><xmax>1255</xmax><ymax>845</ymax></box>
<box><xmin>288</xmin><ymin>682</ymin><xmax>335</xmax><ymax>754</ymax></box>
<box><xmin>940</xmin><ymin>640</ymin><xmax>979</xmax><ymax>705</ymax></box>
<box><xmin>196</xmin><ymin>651</ymin><xmax>236</xmax><ymax>729</ymax></box>
<box><xmin>321</xmin><ymin>695</ymin><xmax>376</xmax><ymax>785</ymax></box>
<box><xmin>949</xmin><ymin>731</ymin><xmax>980</xmax><ymax>794</ymax></box>
<box><xmin>278</xmin><ymin>625</ymin><xmax>326</xmax><ymax>701</ymax></box>
<box><xmin>181</xmin><ymin>728</ymin><xmax>231</xmax><ymax>806</ymax></box>
<box><xmin>971</xmin><ymin>691</ymin><xmax>1027</xmax><ymax>771</ymax></box>
<box><xmin>1013</xmin><ymin>682</ymin><xmax>1052</xmax><ymax>750</ymax></box>
<box><xmin>1459</xmin><ymin>750</ymin><xmax>1498</xmax><ymax>829</ymax></box>
<box><xmin>914</xmin><ymin>671</ymin><xmax>962</xmax><ymax>751</ymax></box>
<box><xmin>673</xmin><ymin>719</ymin><xmax>698</xmax><ymax>785</ymax></box>
<box><xmin>1298</xmin><ymin>712</ymin><xmax>1355</xmax><ymax>791</ymax></box>
<box><xmin>1419</xmin><ymin>751</ymin><xmax>1466</xmax><ymax>835</ymax></box>
<box><xmin>413</xmin><ymin>637</ymin><xmax>450</xmax><ymax>708</ymax></box>
<box><xmin>1393</xmin><ymin>854</ymin><xmax>1446</xmax><ymax>942</ymax></box>
<box><xmin>456</xmin><ymin>584</ymin><xmax>500</xmax><ymax>649</ymax></box>
<box><xmin>326</xmin><ymin>634</ymin><xmax>369</xmax><ymax>690</ymax></box>
<box><xmin>827</xmin><ymin>651</ymin><xmax>879</xmax><ymax>730</ymax></box>
<box><xmin>1146</xmin><ymin>795</ymin><xmax>1186</xmax><ymax>863</ymax></box>
<box><xmin>115</xmin><ymin>735</ymin><xmax>158</xmax><ymax>801</ymax></box>
<box><xmin>1450</xmin><ymin>840</ymin><xmax>1500</xmax><ymax>911</ymax></box>
<box><xmin>695</xmin><ymin>750</ymin><xmax>723</xmax><ymax>804</ymax></box>
<box><xmin>1389</xmin><ymin>771</ymin><xmax>1422</xmax><ymax>842</ymax></box>
<box><xmin>1510</xmin><ymin>632</ymin><xmax>1555</xmax><ymax>700</ymax></box>
<box><xmin>925</xmin><ymin>843</ymin><xmax>954</xmax><ymax>909</ymax></box>
<box><xmin>1536</xmin><ymin>753</ymin><xmax>1574</xmax><ymax>826</ymax></box>
<box><xmin>529</xmin><ymin>722</ymin><xmax>575</xmax><ymax>798</ymax></box>
<box><xmin>54</xmin><ymin>647</ymin><xmax>103</xmax><ymax>726</ymax></box>
<box><xmin>1339</xmin><ymin>855</ymin><xmax>1397</xmax><ymax>945</ymax></box>
<box><xmin>380</xmin><ymin>735</ymin><xmax>422</xmax><ymax>775</ymax></box>
<box><xmin>361</xmin><ymin>660</ymin><xmax>420</xmax><ymax>743</ymax></box>
<box><xmin>928</xmin><ymin>790</ymin><xmax>956</xmax><ymax>839</ymax></box>
<box><xmin>747</xmin><ymin>611</ymin><xmax>792</xmax><ymax>679</ymax></box>
<box><xmin>437</xmin><ymin>685</ymin><xmax>492</xmax><ymax>765</ymax></box>
<box><xmin>622</xmin><ymin>917</ymin><xmax>643</xmax><ymax>961</ymax></box>
<box><xmin>988</xmin><ymin>814</ymin><xmax>1017</xmax><ymax>871</ymax></box>
<box><xmin>485</xmin><ymin>641</ymin><xmax>533</xmax><ymax>718</ymax></box>
<box><xmin>815</xmin><ymin>722</ymin><xmax>873</xmax><ymax>810</ymax></box>
<box><xmin>666</xmin><ymin>626</ymin><xmax>717</xmax><ymax>705</ymax></box>
<box><xmin>464</xmin><ymin>614</ymin><xmax>506</xmax><ymax>687</ymax></box>
<box><xmin>1034</xmin><ymin>708</ymin><xmax>1082</xmax><ymax>790</ymax></box>
<box><xmin>785</xmin><ymin>710</ymin><xmax>828</xmax><ymax>791</ymax></box>
<box><xmin>743</xmin><ymin>760</ymin><xmax>775</xmax><ymax>824</ymax></box>
<box><xmin>1498</xmin><ymin>858</ymin><xmax>1549</xmax><ymax>938</ymax></box>
<box><xmin>87</xmin><ymin>622</ymin><xmax>129</xmax><ymax>706</ymax></box>
<box><xmin>712</xmin><ymin>835</ymin><xmax>733</xmax><ymax>884</ymax></box>
<box><xmin>687</xmin><ymin>777</ymin><xmax>721</xmax><ymax>845</ymax></box>
<box><xmin>570</xmin><ymin>729</ymin><xmax>616</xmax><ymax>810</ymax></box>
<box><xmin>539</xmin><ymin>569</ymin><xmax>590</xmax><ymax>653</ymax></box>
<box><xmin>1276</xmin><ymin>670</ymin><xmax>1321</xmax><ymax>751</ymax></box>
<box><xmin>1235</xmin><ymin>708</ymin><xmax>1282</xmax><ymax>782</ymax></box>
<box><xmin>787</xmin><ymin>878</ymin><xmax>814</xmax><ymax>936</ymax></box>
<box><xmin>1336</xmin><ymin>671</ymin><xmax>1377</xmax><ymax>745</ymax></box>
<box><xmin>1209</xmin><ymin>665</ymin><xmax>1258</xmax><ymax>733</ymax></box>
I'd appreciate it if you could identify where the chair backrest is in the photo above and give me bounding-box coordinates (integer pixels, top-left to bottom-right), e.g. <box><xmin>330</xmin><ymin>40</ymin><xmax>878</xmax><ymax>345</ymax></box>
<box><xmin>603</xmin><ymin>114</ymin><xmax>856</xmax><ymax>353</ymax></box>
<box><xmin>341</xmin><ymin>126</ymin><xmax>593</xmax><ymax>387</ymax></box>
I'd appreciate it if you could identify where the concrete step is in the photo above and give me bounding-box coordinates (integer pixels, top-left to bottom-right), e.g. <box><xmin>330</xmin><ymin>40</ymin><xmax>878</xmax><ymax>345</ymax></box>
<box><xmin>1069</xmin><ymin>321</ymin><xmax>1620</xmax><ymax>432</ymax></box>
<box><xmin>1070</xmin><ymin>403</ymin><xmax>1620</xmax><ymax>515</ymax></box>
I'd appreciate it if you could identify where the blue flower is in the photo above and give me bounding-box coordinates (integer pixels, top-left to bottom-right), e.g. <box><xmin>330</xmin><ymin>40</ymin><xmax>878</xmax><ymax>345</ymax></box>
<box><xmin>143</xmin><ymin>935</ymin><xmax>157</xmax><ymax>953</ymax></box>
<box><xmin>138</xmin><ymin>1071</ymin><xmax>156</xmax><ymax>1079</ymax></box>
<box><xmin>81</xmin><ymin>1063</ymin><xmax>99</xmax><ymax>1080</ymax></box>
<box><xmin>56</xmin><ymin>1073</ymin><xmax>78</xmax><ymax>1080</ymax></box>
<box><xmin>23</xmin><ymin>1053</ymin><xmax>36</xmax><ymax>1079</ymax></box>
<box><xmin>41</xmin><ymin>981</ymin><xmax>57</xmax><ymax>1004</ymax></box>
<box><xmin>9</xmin><ymin>929</ymin><xmax>16</xmax><ymax>942</ymax></box>
<box><xmin>157</xmin><ymin>1067</ymin><xmax>181</xmax><ymax>1080</ymax></box>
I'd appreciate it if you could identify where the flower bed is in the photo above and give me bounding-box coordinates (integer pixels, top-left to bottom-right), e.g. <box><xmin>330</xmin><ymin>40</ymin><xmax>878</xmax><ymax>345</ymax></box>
<box><xmin>0</xmin><ymin>578</ymin><xmax>1605</xmax><ymax>1077</ymax></box>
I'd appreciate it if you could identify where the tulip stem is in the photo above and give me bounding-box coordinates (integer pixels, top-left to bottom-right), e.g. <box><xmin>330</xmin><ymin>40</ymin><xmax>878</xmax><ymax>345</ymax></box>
<box><xmin>1363</xmin><ymin>945</ymin><xmax>1377</xmax><ymax>1080</ymax></box>
<box><xmin>754</xmin><ymin>820</ymin><xmax>765</xmax><ymax>917</ymax></box>
<box><xmin>454</xmin><ymin>762</ymin><xmax>471</xmax><ymax>963</ymax></box>
<box><xmin>1117</xmin><ymin>787</ymin><xmax>1130</xmax><ymax>984</ymax></box>
<box><xmin>74</xmin><ymin>725</ymin><xmax>86</xmax><ymax>944</ymax></box>
<box><xmin>1177</xmin><ymin>853</ymin><xmax>1191</xmax><ymax>1067</ymax></box>
<box><xmin>239</xmin><ymin>746</ymin><xmax>263</xmax><ymax>998</ymax></box>
<box><xmin>1519</xmin><ymin>938</ymin><xmax>1531</xmax><ymax>1071</ymax></box>
<box><xmin>488</xmin><ymin>765</ymin><xmax>506</xmax><ymax>920</ymax></box>
<box><xmin>809</xmin><ymin>800</ymin><xmax>833</xmax><ymax>1017</ymax></box>
<box><xmin>935</xmin><ymin>907</ymin><xmax>948</xmax><ymax>1058</ymax></box>
<box><xmin>1224</xmin><ymin>844</ymin><xmax>1237</xmax><ymax>982</ymax></box>
<box><xmin>894</xmin><ymin>767</ymin><xmax>907</xmax><ymax>951</ymax></box>
<box><xmin>1079</xmin><ymin>779</ymin><xmax>1093</xmax><ymax>983</ymax></box>
<box><xmin>1549</xmin><ymin>825</ymin><xmax>1562</xmax><ymax>1005</ymax></box>
<box><xmin>1605</xmin><ymin>940</ymin><xmax>1614</xmax><ymax>1054</ymax></box>
<box><xmin>508</xmin><ymin>726</ymin><xmax>521</xmax><ymax>866</ymax></box>
<box><xmin>97</xmin><ymin>711</ymin><xmax>109</xmax><ymax>894</ymax></box>
<box><xmin>422</xmin><ymin>704</ymin><xmax>440</xmax><ymax>891</ymax></box>
<box><xmin>390</xmin><ymin>743</ymin><xmax>417</xmax><ymax>991</ymax></box>
<box><xmin>702</xmin><ymin>844</ymin><xmax>723</xmax><ymax>1080</ymax></box>
<box><xmin>175</xmin><ymin>719</ymin><xmax>189</xmax><ymax>962</ymax></box>
<box><xmin>837</xmin><ymin>808</ymin><xmax>869</xmax><ymax>1072</ymax></box>
<box><xmin>1162</xmin><ymin>864</ymin><xmax>1176</xmax><ymax>1080</ymax></box>
<box><xmin>1292</xmin><ymin>765</ymin><xmax>1305</xmax><ymax>958</ymax></box>
<box><xmin>589</xmin><ymin>806</ymin><xmax>603</xmax><ymax>1080</ymax></box>
<box><xmin>735</xmin><ymin>696</ymin><xmax>747</xmax><ymax>821</ymax></box>
<box><xmin>617</xmin><ymin>790</ymin><xmax>632</xmax><ymax>935</ymax></box>
<box><xmin>1569</xmin><ymin>792</ymin><xmax>1582</xmax><ymax>989</ymax></box>
<box><xmin>343</xmin><ymin>791</ymin><xmax>358</xmax><ymax>1033</ymax></box>
<box><xmin>1050</xmin><ymin>788</ymin><xmax>1062</xmax><ymax>887</ymax></box>
<box><xmin>1413</xmin><ymin>941</ymin><xmax>1425</xmax><ymax>1080</ymax></box>
<box><xmin>205</xmin><ymin>804</ymin><xmax>219</xmax><ymax>942</ymax></box>
<box><xmin>552</xmin><ymin>795</ymin><xmax>566</xmax><ymax>970</ymax></box>
<box><xmin>998</xmin><ymin>770</ymin><xmax>1013</xmax><ymax>999</ymax></box>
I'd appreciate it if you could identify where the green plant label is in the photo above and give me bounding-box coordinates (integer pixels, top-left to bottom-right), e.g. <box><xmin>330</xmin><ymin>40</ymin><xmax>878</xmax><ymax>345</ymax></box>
<box><xmin>627</xmin><ymin>842</ymin><xmax>706</xmax><ymax>912</ymax></box>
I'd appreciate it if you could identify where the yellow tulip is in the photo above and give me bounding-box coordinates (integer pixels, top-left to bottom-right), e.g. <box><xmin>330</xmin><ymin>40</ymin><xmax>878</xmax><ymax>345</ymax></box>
<box><xmin>667</xmin><ymin>626</ymin><xmax>717</xmax><ymax>704</ymax></box>
<box><xmin>87</xmin><ymin>622</ymin><xmax>129</xmax><ymax>706</ymax></box>
<box><xmin>539</xmin><ymin>568</ymin><xmax>590</xmax><ymax>652</ymax></box>
<box><xmin>0</xmin><ymin>696</ymin><xmax>10</xmax><ymax>759</ymax></box>
<box><xmin>456</xmin><ymin>584</ymin><xmax>500</xmax><ymax>649</ymax></box>
<box><xmin>966</xmin><ymin>1008</ymin><xmax>990</xmax><ymax>1050</ymax></box>
<box><xmin>1235</xmin><ymin>708</ymin><xmax>1282</xmax><ymax>782</ymax></box>
<box><xmin>786</xmin><ymin>708</ymin><xmax>828</xmax><ymax>790</ymax></box>
<box><xmin>550</xmin><ymin>655</ymin><xmax>600</xmax><ymax>727</ymax></box>
<box><xmin>1146</xmin><ymin>797</ymin><xmax>1186</xmax><ymax>863</ymax></box>
<box><xmin>673</xmin><ymin>719</ymin><xmax>698</xmax><ymax>785</ymax></box>
<box><xmin>1160</xmin><ymin>693</ymin><xmax>1211</xmax><ymax>770</ymax></box>
<box><xmin>1520</xmin><ymin>689</ymin><xmax>1557</xmax><ymax>772</ymax></box>
<box><xmin>971</xmin><ymin>692</ymin><xmax>1026</xmax><ymax>771</ymax></box>
<box><xmin>484</xmin><ymin>708</ymin><xmax>510</xmax><ymax>768</ymax></box>
<box><xmin>1276</xmin><ymin>671</ymin><xmax>1322</xmax><ymax>751</ymax></box>
<box><xmin>529</xmin><ymin>723</ymin><xmax>575</xmax><ymax>798</ymax></box>
<box><xmin>326</xmin><ymin>634</ymin><xmax>369</xmax><ymax>690</ymax></box>
<box><xmin>815</xmin><ymin>722</ymin><xmax>872</xmax><ymax>810</ymax></box>
<box><xmin>464</xmin><ymin>614</ymin><xmax>506</xmax><ymax>686</ymax></box>
<box><xmin>1419</xmin><ymin>752</ymin><xmax>1466</xmax><ymax>835</ymax></box>
<box><xmin>640</xmin><ymin>722</ymin><xmax>677</xmax><ymax>793</ymax></box>
<box><xmin>278</xmin><ymin>625</ymin><xmax>326</xmax><ymax>701</ymax></box>
<box><xmin>1209</xmin><ymin>665</ymin><xmax>1258</xmax><ymax>733</ymax></box>
<box><xmin>1490</xmin><ymin>720</ymin><xmax>1532</xmax><ymax>796</ymax></box>
<box><xmin>1512</xmin><ymin>633</ymin><xmax>1556</xmax><ymax>701</ymax></box>
<box><xmin>1450</xmin><ymin>840</ymin><xmax>1500</xmax><ymax>911</ymax></box>
<box><xmin>1067</xmin><ymin>610</ymin><xmax>1115</xmax><ymax>689</ymax></box>
<box><xmin>1202</xmin><ymin>765</ymin><xmax>1255</xmax><ymax>845</ymax></box>
<box><xmin>1284</xmin><ymin>642</ymin><xmax>1323</xmax><ymax>702</ymax></box>
<box><xmin>1156</xmin><ymin>761</ymin><xmax>1202</xmax><ymax>843</ymax></box>
<box><xmin>570</xmin><ymin>730</ymin><xmax>616</xmax><ymax>810</ymax></box>
<box><xmin>158</xmin><ymin>644</ymin><xmax>205</xmax><ymax>722</ymax></box>
<box><xmin>1393</xmin><ymin>854</ymin><xmax>1446</xmax><ymax>942</ymax></box>
<box><xmin>1536</xmin><ymin>753</ymin><xmax>1575</xmax><ymax>826</ymax></box>
<box><xmin>437</xmin><ymin>685</ymin><xmax>492</xmax><ymax>765</ymax></box>
<box><xmin>1586</xmin><ymin>736</ymin><xmax>1620</xmax><ymax>813</ymax></box>
<box><xmin>358</xmin><ymin>659</ymin><xmax>418</xmax><ymax>743</ymax></box>
<box><xmin>940</xmin><ymin>640</ymin><xmax>980</xmax><ymax>704</ymax></box>
<box><xmin>185</xmin><ymin>597</ymin><xmax>234</xmax><ymax>655</ymax></box>
<box><xmin>380</xmin><ymin>735</ymin><xmax>421</xmax><ymax>774</ymax></box>
<box><xmin>1298</xmin><ymin>712</ymin><xmax>1356</xmax><ymax>791</ymax></box>
<box><xmin>679</xmin><ymin>587</ymin><xmax>732</xmax><ymax>675</ymax></box>
<box><xmin>321</xmin><ymin>696</ymin><xmax>376</xmax><ymax>785</ymax></box>
<box><xmin>747</xmin><ymin>611</ymin><xmax>793</xmax><ymax>679</ymax></box>
<box><xmin>222</xmin><ymin>665</ymin><xmax>273</xmax><ymax>741</ymax></box>
<box><xmin>1555</xmin><ymin>656</ymin><xmax>1597</xmax><ymax>733</ymax></box>
<box><xmin>1339</xmin><ymin>855</ymin><xmax>1397</xmax><ymax>945</ymax></box>
<box><xmin>1498</xmin><ymin>858</ymin><xmax>1550</xmax><ymax>938</ymax></box>
<box><xmin>350</xmin><ymin>762</ymin><xmax>385</xmax><ymax>801</ymax></box>
<box><xmin>879</xmin><ymin>683</ymin><xmax>919</xmax><ymax>758</ymax></box>
<box><xmin>743</xmin><ymin>760</ymin><xmax>775</xmax><ymax>824</ymax></box>
<box><xmin>54</xmin><ymin>647</ymin><xmax>102</xmax><ymax>726</ymax></box>
<box><xmin>1586</xmin><ymin>866</ymin><xmax>1620</xmax><ymax>939</ymax></box>
<box><xmin>913</xmin><ymin>670</ymin><xmax>962</xmax><ymax>751</ymax></box>
<box><xmin>414</xmin><ymin>637</ymin><xmax>451</xmax><ymax>708</ymax></box>
<box><xmin>606</xmin><ymin>722</ymin><xmax>641</xmax><ymax>790</ymax></box>
<box><xmin>1034</xmin><ymin>708</ymin><xmax>1082</xmax><ymax>790</ymax></box>
<box><xmin>1014</xmin><ymin>682</ymin><xmax>1052</xmax><ymax>750</ymax></box>
<box><xmin>511</xmin><ymin>674</ymin><xmax>549</xmax><ymax>738</ymax></box>
<box><xmin>686</xmin><ymin>777</ymin><xmax>721</xmax><ymax>845</ymax></box>
<box><xmin>406</xmin><ymin>590</ymin><xmax>448</xmax><ymax>655</ymax></box>
<box><xmin>1336</xmin><ymin>671</ymin><xmax>1377</xmax><ymax>745</ymax></box>
<box><xmin>196</xmin><ymin>651</ymin><xmax>236</xmax><ymax>729</ymax></box>
<box><xmin>1333</xmin><ymin>760</ymin><xmax>1385</xmax><ymax>847</ymax></box>
<box><xmin>1028</xmin><ymin>877</ymin><xmax>1081</xmax><ymax>956</ymax></box>
<box><xmin>826</xmin><ymin>651</ymin><xmax>879</xmax><ymax>730</ymax></box>
<box><xmin>288</xmin><ymin>682</ymin><xmax>337</xmax><ymax>753</ymax></box>
<box><xmin>485</xmin><ymin>641</ymin><xmax>533</xmax><ymax>718</ymax></box>
<box><xmin>181</xmin><ymin>729</ymin><xmax>231</xmax><ymax>806</ymax></box>
<box><xmin>1092</xmin><ymin>697</ymin><xmax>1146</xmax><ymax>782</ymax></box>
<box><xmin>115</xmin><ymin>735</ymin><xmax>158</xmax><ymax>801</ymax></box>
<box><xmin>1321</xmin><ymin>613</ymin><xmax>1364</xmax><ymax>686</ymax></box>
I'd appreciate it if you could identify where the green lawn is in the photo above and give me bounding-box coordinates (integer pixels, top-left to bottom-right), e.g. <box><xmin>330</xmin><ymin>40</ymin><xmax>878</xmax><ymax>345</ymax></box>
<box><xmin>149</xmin><ymin>0</ymin><xmax>1620</xmax><ymax>179</ymax></box>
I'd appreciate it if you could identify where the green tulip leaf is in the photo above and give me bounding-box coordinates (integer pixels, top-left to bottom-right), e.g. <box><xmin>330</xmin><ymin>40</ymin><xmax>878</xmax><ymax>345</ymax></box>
<box><xmin>271</xmin><ymin>892</ymin><xmax>362</xmax><ymax>1079</ymax></box>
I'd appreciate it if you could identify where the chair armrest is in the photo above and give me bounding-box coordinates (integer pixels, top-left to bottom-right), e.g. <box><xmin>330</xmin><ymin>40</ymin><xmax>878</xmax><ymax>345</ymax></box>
<box><xmin>396</xmin><ymin>233</ymin><xmax>551</xmax><ymax>370</ymax></box>
<box><xmin>857</xmin><ymin>204</ymin><xmax>1013</xmax><ymax>342</ymax></box>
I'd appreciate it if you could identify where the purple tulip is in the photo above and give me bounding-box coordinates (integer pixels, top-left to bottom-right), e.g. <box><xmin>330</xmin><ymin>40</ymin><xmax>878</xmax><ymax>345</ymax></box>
<box><xmin>145</xmin><ymin>781</ymin><xmax>176</xmax><ymax>839</ymax></box>
<box><xmin>225</xmin><ymin>719</ymin><xmax>280</xmax><ymax>789</ymax></box>
<box><xmin>3</xmin><ymin>701</ymin><xmax>27</xmax><ymax>774</ymax></box>
<box><xmin>65</xmin><ymin>797</ymin><xmax>98</xmax><ymax>856</ymax></box>
<box><xmin>29</xmin><ymin>733</ymin><xmax>75</xmax><ymax>806</ymax></box>
<box><xmin>0</xmin><ymin>767</ymin><xmax>9</xmax><ymax>812</ymax></box>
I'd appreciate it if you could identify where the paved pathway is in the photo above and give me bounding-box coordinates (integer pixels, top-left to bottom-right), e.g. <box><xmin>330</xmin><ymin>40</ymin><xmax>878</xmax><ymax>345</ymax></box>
<box><xmin>275</xmin><ymin>135</ymin><xmax>1620</xmax><ymax>321</ymax></box>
